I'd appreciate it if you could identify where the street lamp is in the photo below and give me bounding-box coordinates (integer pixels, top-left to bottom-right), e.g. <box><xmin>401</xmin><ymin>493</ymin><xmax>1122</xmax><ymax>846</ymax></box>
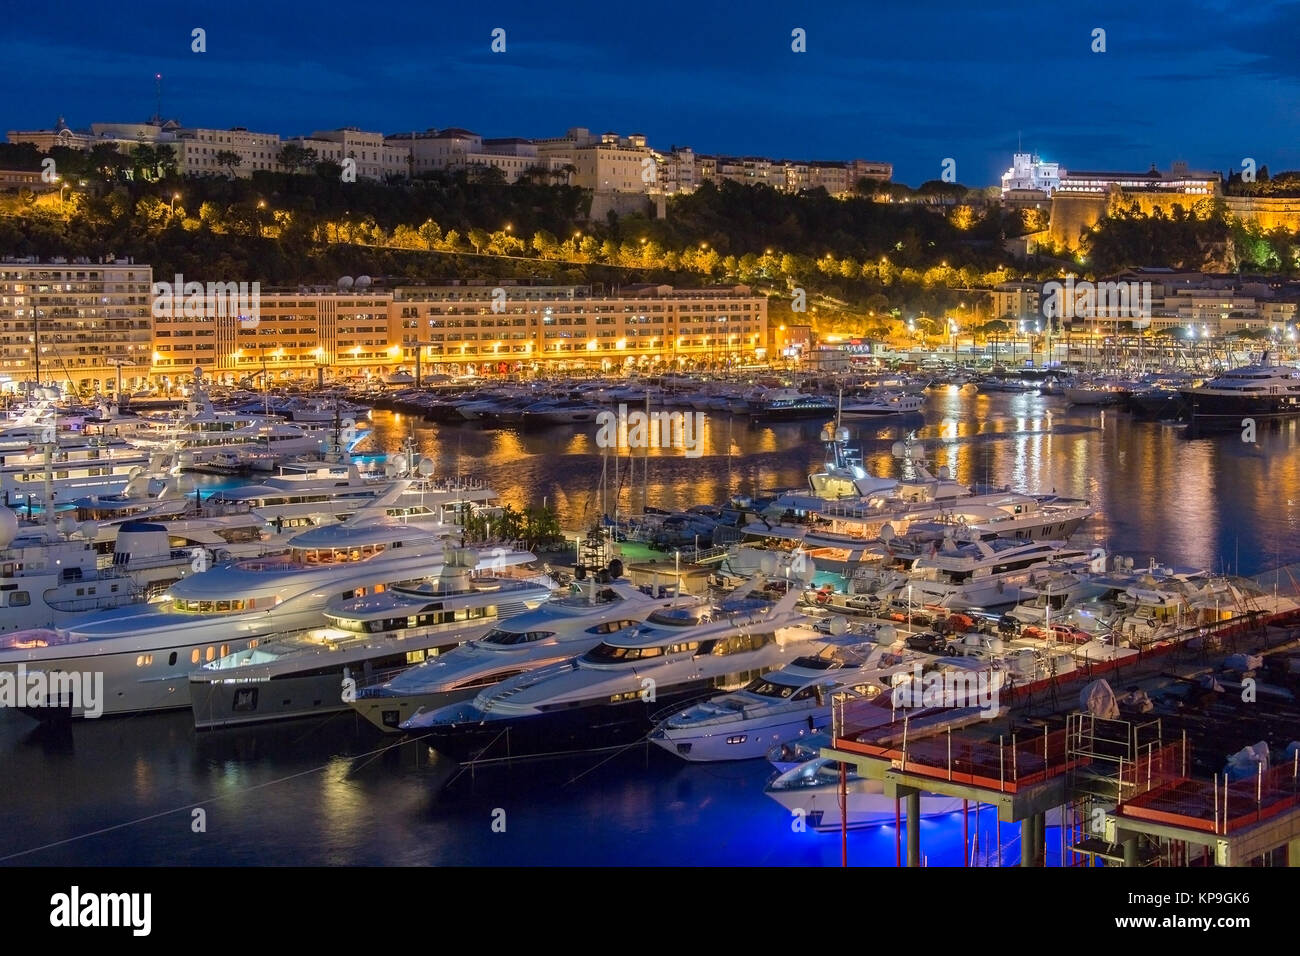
<box><xmin>169</xmin><ymin>193</ymin><xmax>181</xmax><ymax>217</ymax></box>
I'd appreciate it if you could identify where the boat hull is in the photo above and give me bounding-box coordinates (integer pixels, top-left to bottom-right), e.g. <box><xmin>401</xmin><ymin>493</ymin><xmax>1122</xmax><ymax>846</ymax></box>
<box><xmin>421</xmin><ymin>681</ymin><xmax>720</xmax><ymax>761</ymax></box>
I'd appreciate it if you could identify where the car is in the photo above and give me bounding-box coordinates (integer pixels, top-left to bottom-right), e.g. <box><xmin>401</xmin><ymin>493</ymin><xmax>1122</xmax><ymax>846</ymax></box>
<box><xmin>1022</xmin><ymin>623</ymin><xmax>1091</xmax><ymax>644</ymax></box>
<box><xmin>904</xmin><ymin>632</ymin><xmax>949</xmax><ymax>654</ymax></box>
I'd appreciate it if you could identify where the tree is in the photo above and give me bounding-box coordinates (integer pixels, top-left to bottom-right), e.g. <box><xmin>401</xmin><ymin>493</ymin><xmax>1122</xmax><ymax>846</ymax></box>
<box><xmin>214</xmin><ymin>150</ymin><xmax>242</xmax><ymax>178</ymax></box>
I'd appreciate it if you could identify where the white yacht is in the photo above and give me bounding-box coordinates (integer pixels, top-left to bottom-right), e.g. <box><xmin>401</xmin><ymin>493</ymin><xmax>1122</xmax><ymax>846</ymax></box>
<box><xmin>0</xmin><ymin>507</ymin><xmax>279</xmax><ymax>634</ymax></box>
<box><xmin>131</xmin><ymin>375</ymin><xmax>326</xmax><ymax>466</ymax></box>
<box><xmin>0</xmin><ymin>515</ymin><xmax>531</xmax><ymax>717</ymax></box>
<box><xmin>764</xmin><ymin>756</ymin><xmax>965</xmax><ymax>830</ymax></box>
<box><xmin>838</xmin><ymin>392</ymin><xmax>925</xmax><ymax>417</ymax></box>
<box><xmin>903</xmin><ymin>535</ymin><xmax>1094</xmax><ymax>609</ymax></box>
<box><xmin>649</xmin><ymin>633</ymin><xmax>920</xmax><ymax>762</ymax></box>
<box><xmin>189</xmin><ymin>547</ymin><xmax>549</xmax><ymax>728</ymax></box>
<box><xmin>350</xmin><ymin>578</ymin><xmax>694</xmax><ymax>733</ymax></box>
<box><xmin>406</xmin><ymin>572</ymin><xmax>822</xmax><ymax>762</ymax></box>
<box><xmin>0</xmin><ymin>437</ymin><xmax>164</xmax><ymax>509</ymax></box>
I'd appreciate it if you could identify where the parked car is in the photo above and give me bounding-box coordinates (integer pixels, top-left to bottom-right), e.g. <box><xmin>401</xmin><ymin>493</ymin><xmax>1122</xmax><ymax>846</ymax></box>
<box><xmin>904</xmin><ymin>632</ymin><xmax>949</xmax><ymax>654</ymax></box>
<box><xmin>1023</xmin><ymin>623</ymin><xmax>1091</xmax><ymax>644</ymax></box>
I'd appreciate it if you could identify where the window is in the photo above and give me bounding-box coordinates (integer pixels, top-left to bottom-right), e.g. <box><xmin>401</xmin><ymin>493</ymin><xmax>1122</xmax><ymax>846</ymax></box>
<box><xmin>135</xmin><ymin>654</ymin><xmax>153</xmax><ymax>667</ymax></box>
<box><xmin>206</xmin><ymin>646</ymin><xmax>215</xmax><ymax>662</ymax></box>
<box><xmin>191</xmin><ymin>648</ymin><xmax>201</xmax><ymax>664</ymax></box>
<box><xmin>9</xmin><ymin>590</ymin><xmax>29</xmax><ymax>607</ymax></box>
<box><xmin>168</xmin><ymin>652</ymin><xmax>178</xmax><ymax>666</ymax></box>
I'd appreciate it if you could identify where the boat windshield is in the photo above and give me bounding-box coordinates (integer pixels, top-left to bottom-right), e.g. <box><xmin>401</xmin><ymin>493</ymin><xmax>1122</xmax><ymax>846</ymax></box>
<box><xmin>582</xmin><ymin>640</ymin><xmax>695</xmax><ymax>662</ymax></box>
<box><xmin>480</xmin><ymin>628</ymin><xmax>555</xmax><ymax>645</ymax></box>
<box><xmin>744</xmin><ymin>677</ymin><xmax>800</xmax><ymax>699</ymax></box>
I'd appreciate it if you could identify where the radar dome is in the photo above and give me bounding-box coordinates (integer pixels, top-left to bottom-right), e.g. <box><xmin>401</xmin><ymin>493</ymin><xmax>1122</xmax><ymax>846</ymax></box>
<box><xmin>0</xmin><ymin>508</ymin><xmax>18</xmax><ymax>548</ymax></box>
<box><xmin>936</xmin><ymin>465</ymin><xmax>951</xmax><ymax>480</ymax></box>
<box><xmin>355</xmin><ymin>275</ymin><xmax>372</xmax><ymax>288</ymax></box>
<box><xmin>337</xmin><ymin>276</ymin><xmax>355</xmax><ymax>290</ymax></box>
<box><xmin>417</xmin><ymin>457</ymin><xmax>435</xmax><ymax>477</ymax></box>
<box><xmin>876</xmin><ymin>624</ymin><xmax>897</xmax><ymax>644</ymax></box>
<box><xmin>879</xmin><ymin>523</ymin><xmax>896</xmax><ymax>542</ymax></box>
<box><xmin>759</xmin><ymin>552</ymin><xmax>778</xmax><ymax>575</ymax></box>
<box><xmin>834</xmin><ymin>427</ymin><xmax>850</xmax><ymax>442</ymax></box>
<box><xmin>392</xmin><ymin>454</ymin><xmax>409</xmax><ymax>474</ymax></box>
<box><xmin>78</xmin><ymin>521</ymin><xmax>99</xmax><ymax>541</ymax></box>
<box><xmin>57</xmin><ymin>515</ymin><xmax>78</xmax><ymax>535</ymax></box>
<box><xmin>890</xmin><ymin>441</ymin><xmax>906</xmax><ymax>458</ymax></box>
<box><xmin>827</xmin><ymin>615</ymin><xmax>849</xmax><ymax>636</ymax></box>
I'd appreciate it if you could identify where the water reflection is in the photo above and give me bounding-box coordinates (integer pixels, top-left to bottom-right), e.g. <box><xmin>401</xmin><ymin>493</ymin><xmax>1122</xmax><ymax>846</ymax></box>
<box><xmin>360</xmin><ymin>391</ymin><xmax>1300</xmax><ymax>576</ymax></box>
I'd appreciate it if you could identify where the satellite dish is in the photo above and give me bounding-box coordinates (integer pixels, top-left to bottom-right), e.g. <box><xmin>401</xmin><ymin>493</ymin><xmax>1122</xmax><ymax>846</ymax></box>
<box><xmin>0</xmin><ymin>509</ymin><xmax>17</xmax><ymax>548</ymax></box>
<box><xmin>78</xmin><ymin>521</ymin><xmax>99</xmax><ymax>540</ymax></box>
<box><xmin>337</xmin><ymin>276</ymin><xmax>354</xmax><ymax>289</ymax></box>
<box><xmin>417</xmin><ymin>457</ymin><xmax>435</xmax><ymax>477</ymax></box>
<box><xmin>890</xmin><ymin>441</ymin><xmax>906</xmax><ymax>458</ymax></box>
<box><xmin>835</xmin><ymin>427</ymin><xmax>850</xmax><ymax>443</ymax></box>
<box><xmin>392</xmin><ymin>454</ymin><xmax>409</xmax><ymax>474</ymax></box>
<box><xmin>937</xmin><ymin>465</ymin><xmax>951</xmax><ymax>480</ymax></box>
<box><xmin>879</xmin><ymin>523</ymin><xmax>896</xmax><ymax>543</ymax></box>
<box><xmin>355</xmin><ymin>275</ymin><xmax>372</xmax><ymax>288</ymax></box>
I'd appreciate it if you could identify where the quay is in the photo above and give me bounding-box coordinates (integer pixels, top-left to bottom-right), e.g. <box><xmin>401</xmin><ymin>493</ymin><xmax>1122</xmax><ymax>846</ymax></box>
<box><xmin>822</xmin><ymin>594</ymin><xmax>1300</xmax><ymax>867</ymax></box>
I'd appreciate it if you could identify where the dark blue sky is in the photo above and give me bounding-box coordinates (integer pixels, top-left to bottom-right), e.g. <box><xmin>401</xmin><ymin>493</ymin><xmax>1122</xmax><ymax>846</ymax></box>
<box><xmin>6</xmin><ymin>0</ymin><xmax>1297</xmax><ymax>186</ymax></box>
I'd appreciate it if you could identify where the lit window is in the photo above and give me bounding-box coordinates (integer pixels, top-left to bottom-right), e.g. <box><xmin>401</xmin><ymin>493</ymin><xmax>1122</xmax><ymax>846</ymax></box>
<box><xmin>206</xmin><ymin>646</ymin><xmax>215</xmax><ymax>662</ymax></box>
<box><xmin>191</xmin><ymin>648</ymin><xmax>200</xmax><ymax>665</ymax></box>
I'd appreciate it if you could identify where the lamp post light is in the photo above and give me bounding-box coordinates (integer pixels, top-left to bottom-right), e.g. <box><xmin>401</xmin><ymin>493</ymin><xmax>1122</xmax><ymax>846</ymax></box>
<box><xmin>170</xmin><ymin>192</ymin><xmax>181</xmax><ymax>217</ymax></box>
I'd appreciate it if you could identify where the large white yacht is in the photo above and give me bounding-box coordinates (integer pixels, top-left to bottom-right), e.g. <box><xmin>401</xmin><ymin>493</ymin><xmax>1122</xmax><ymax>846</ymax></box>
<box><xmin>764</xmin><ymin>426</ymin><xmax>1093</xmax><ymax>544</ymax></box>
<box><xmin>903</xmin><ymin>534</ymin><xmax>1094</xmax><ymax>609</ymax></box>
<box><xmin>0</xmin><ymin>507</ymin><xmax>277</xmax><ymax>633</ymax></box>
<box><xmin>0</xmin><ymin>515</ymin><xmax>530</xmax><ymax>717</ymax></box>
<box><xmin>1179</xmin><ymin>355</ymin><xmax>1300</xmax><ymax>422</ymax></box>
<box><xmin>131</xmin><ymin>374</ymin><xmax>326</xmax><ymax>466</ymax></box>
<box><xmin>350</xmin><ymin>577</ymin><xmax>700</xmax><ymax>733</ymax></box>
<box><xmin>649</xmin><ymin>632</ymin><xmax>921</xmax><ymax>762</ymax></box>
<box><xmin>189</xmin><ymin>546</ymin><xmax>549</xmax><ymax>728</ymax></box>
<box><xmin>406</xmin><ymin>571</ymin><xmax>822</xmax><ymax>762</ymax></box>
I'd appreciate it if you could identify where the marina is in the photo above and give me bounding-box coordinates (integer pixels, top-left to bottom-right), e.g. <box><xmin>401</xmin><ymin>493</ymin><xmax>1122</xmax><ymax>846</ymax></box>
<box><xmin>4</xmin><ymin>371</ymin><xmax>1300</xmax><ymax>871</ymax></box>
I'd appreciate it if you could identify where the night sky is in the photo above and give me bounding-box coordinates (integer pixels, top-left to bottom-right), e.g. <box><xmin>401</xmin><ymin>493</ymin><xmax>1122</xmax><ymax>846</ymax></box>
<box><xmin>6</xmin><ymin>0</ymin><xmax>1297</xmax><ymax>186</ymax></box>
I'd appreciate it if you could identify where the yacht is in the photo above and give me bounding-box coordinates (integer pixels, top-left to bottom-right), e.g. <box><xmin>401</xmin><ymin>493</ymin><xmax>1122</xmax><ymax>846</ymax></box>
<box><xmin>770</xmin><ymin>427</ymin><xmax>1094</xmax><ymax>542</ymax></box>
<box><xmin>405</xmin><ymin>576</ymin><xmax>822</xmax><ymax>762</ymax></box>
<box><xmin>189</xmin><ymin>547</ymin><xmax>549</xmax><ymax>728</ymax></box>
<box><xmin>750</xmin><ymin>390</ymin><xmax>837</xmax><ymax>421</ymax></box>
<box><xmin>0</xmin><ymin>507</ymin><xmax>280</xmax><ymax>633</ymax></box>
<box><xmin>903</xmin><ymin>535</ymin><xmax>1094</xmax><ymax>609</ymax></box>
<box><xmin>0</xmin><ymin>437</ymin><xmax>164</xmax><ymax>510</ymax></box>
<box><xmin>0</xmin><ymin>515</ymin><xmax>531</xmax><ymax>717</ymax></box>
<box><xmin>838</xmin><ymin>393</ymin><xmax>926</xmax><ymax>417</ymax></box>
<box><xmin>764</xmin><ymin>756</ymin><xmax>965</xmax><ymax>830</ymax></box>
<box><xmin>131</xmin><ymin>376</ymin><xmax>326</xmax><ymax>466</ymax></box>
<box><xmin>349</xmin><ymin>577</ymin><xmax>695</xmax><ymax>733</ymax></box>
<box><xmin>649</xmin><ymin>633</ymin><xmax>920</xmax><ymax>762</ymax></box>
<box><xmin>1179</xmin><ymin>356</ymin><xmax>1300</xmax><ymax>422</ymax></box>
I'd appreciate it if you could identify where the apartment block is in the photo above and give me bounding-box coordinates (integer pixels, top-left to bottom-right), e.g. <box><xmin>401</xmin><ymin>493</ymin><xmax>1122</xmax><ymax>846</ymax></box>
<box><xmin>0</xmin><ymin>259</ymin><xmax>154</xmax><ymax>394</ymax></box>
